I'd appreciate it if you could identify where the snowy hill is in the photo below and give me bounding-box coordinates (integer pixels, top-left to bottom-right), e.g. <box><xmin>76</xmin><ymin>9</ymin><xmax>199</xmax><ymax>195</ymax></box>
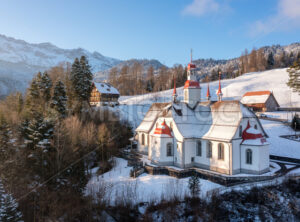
<box><xmin>117</xmin><ymin>68</ymin><xmax>300</xmax><ymax>128</ymax></box>
<box><xmin>0</xmin><ymin>34</ymin><xmax>121</xmax><ymax>96</ymax></box>
<box><xmin>120</xmin><ymin>68</ymin><xmax>300</xmax><ymax>107</ymax></box>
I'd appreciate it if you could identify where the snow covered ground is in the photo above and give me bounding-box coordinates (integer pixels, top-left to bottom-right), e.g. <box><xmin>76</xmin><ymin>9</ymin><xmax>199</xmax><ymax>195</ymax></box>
<box><xmin>115</xmin><ymin>68</ymin><xmax>300</xmax><ymax>129</ymax></box>
<box><xmin>261</xmin><ymin>120</ymin><xmax>300</xmax><ymax>158</ymax></box>
<box><xmin>86</xmin><ymin>158</ymin><xmax>222</xmax><ymax>205</ymax></box>
<box><xmin>119</xmin><ymin>68</ymin><xmax>300</xmax><ymax>107</ymax></box>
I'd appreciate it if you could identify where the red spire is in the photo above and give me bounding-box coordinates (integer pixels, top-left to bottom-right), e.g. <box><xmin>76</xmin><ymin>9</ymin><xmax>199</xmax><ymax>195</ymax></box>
<box><xmin>217</xmin><ymin>72</ymin><xmax>222</xmax><ymax>95</ymax></box>
<box><xmin>206</xmin><ymin>83</ymin><xmax>211</xmax><ymax>99</ymax></box>
<box><xmin>154</xmin><ymin>119</ymin><xmax>173</xmax><ymax>137</ymax></box>
<box><xmin>173</xmin><ymin>76</ymin><xmax>177</xmax><ymax>96</ymax></box>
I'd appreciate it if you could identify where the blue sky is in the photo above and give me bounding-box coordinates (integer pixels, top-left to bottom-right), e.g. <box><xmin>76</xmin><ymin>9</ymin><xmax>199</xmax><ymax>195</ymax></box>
<box><xmin>0</xmin><ymin>0</ymin><xmax>299</xmax><ymax>66</ymax></box>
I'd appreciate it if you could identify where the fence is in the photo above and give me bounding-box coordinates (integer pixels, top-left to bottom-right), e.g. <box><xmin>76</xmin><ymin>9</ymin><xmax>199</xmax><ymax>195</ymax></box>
<box><xmin>206</xmin><ymin>172</ymin><xmax>300</xmax><ymax>198</ymax></box>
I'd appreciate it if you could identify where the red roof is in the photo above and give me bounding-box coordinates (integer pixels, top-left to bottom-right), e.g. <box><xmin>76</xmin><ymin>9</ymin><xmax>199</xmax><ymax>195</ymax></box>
<box><xmin>243</xmin><ymin>91</ymin><xmax>271</xmax><ymax>97</ymax></box>
<box><xmin>242</xmin><ymin>121</ymin><xmax>264</xmax><ymax>141</ymax></box>
<box><xmin>184</xmin><ymin>80</ymin><xmax>200</xmax><ymax>89</ymax></box>
<box><xmin>188</xmin><ymin>63</ymin><xmax>196</xmax><ymax>70</ymax></box>
<box><xmin>154</xmin><ymin>120</ymin><xmax>172</xmax><ymax>137</ymax></box>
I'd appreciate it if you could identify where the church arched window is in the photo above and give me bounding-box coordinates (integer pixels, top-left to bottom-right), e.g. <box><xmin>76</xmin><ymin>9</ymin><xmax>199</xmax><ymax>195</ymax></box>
<box><xmin>196</xmin><ymin>141</ymin><xmax>202</xmax><ymax>156</ymax></box>
<box><xmin>207</xmin><ymin>141</ymin><xmax>212</xmax><ymax>158</ymax></box>
<box><xmin>141</xmin><ymin>133</ymin><xmax>145</xmax><ymax>146</ymax></box>
<box><xmin>246</xmin><ymin>149</ymin><xmax>252</xmax><ymax>164</ymax></box>
<box><xmin>167</xmin><ymin>143</ymin><xmax>173</xmax><ymax>156</ymax></box>
<box><xmin>218</xmin><ymin>143</ymin><xmax>224</xmax><ymax>160</ymax></box>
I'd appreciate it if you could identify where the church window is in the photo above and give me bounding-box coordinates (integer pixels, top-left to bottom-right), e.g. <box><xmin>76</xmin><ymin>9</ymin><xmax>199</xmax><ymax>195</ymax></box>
<box><xmin>218</xmin><ymin>143</ymin><xmax>224</xmax><ymax>160</ymax></box>
<box><xmin>254</xmin><ymin>124</ymin><xmax>257</xmax><ymax>129</ymax></box>
<box><xmin>246</xmin><ymin>149</ymin><xmax>252</xmax><ymax>164</ymax></box>
<box><xmin>196</xmin><ymin>141</ymin><xmax>202</xmax><ymax>156</ymax></box>
<box><xmin>207</xmin><ymin>142</ymin><xmax>212</xmax><ymax>158</ymax></box>
<box><xmin>141</xmin><ymin>134</ymin><xmax>145</xmax><ymax>146</ymax></box>
<box><xmin>167</xmin><ymin>143</ymin><xmax>173</xmax><ymax>156</ymax></box>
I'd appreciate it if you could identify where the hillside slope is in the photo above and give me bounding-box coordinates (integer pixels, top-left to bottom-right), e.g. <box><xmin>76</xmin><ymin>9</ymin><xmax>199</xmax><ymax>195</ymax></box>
<box><xmin>120</xmin><ymin>68</ymin><xmax>300</xmax><ymax>108</ymax></box>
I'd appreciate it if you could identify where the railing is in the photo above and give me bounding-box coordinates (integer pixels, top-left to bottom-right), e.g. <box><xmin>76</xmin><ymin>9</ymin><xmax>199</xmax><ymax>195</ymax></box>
<box><xmin>206</xmin><ymin>172</ymin><xmax>300</xmax><ymax>198</ymax></box>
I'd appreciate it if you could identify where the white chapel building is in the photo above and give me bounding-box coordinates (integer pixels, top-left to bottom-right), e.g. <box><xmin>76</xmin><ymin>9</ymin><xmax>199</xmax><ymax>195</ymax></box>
<box><xmin>135</xmin><ymin>56</ymin><xmax>270</xmax><ymax>175</ymax></box>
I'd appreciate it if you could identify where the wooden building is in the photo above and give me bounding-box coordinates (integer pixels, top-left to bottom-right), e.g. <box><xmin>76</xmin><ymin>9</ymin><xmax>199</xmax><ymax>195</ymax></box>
<box><xmin>90</xmin><ymin>82</ymin><xmax>120</xmax><ymax>107</ymax></box>
<box><xmin>240</xmin><ymin>91</ymin><xmax>279</xmax><ymax>112</ymax></box>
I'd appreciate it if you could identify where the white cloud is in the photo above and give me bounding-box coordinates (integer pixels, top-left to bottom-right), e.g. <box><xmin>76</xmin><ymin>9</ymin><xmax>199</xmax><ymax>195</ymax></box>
<box><xmin>182</xmin><ymin>0</ymin><xmax>220</xmax><ymax>17</ymax></box>
<box><xmin>249</xmin><ymin>0</ymin><xmax>300</xmax><ymax>36</ymax></box>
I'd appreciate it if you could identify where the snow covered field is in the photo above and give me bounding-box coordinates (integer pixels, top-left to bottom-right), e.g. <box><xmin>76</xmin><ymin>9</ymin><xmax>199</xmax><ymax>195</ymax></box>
<box><xmin>86</xmin><ymin>158</ymin><xmax>222</xmax><ymax>205</ymax></box>
<box><xmin>115</xmin><ymin>68</ymin><xmax>300</xmax><ymax>129</ymax></box>
<box><xmin>261</xmin><ymin>120</ymin><xmax>300</xmax><ymax>158</ymax></box>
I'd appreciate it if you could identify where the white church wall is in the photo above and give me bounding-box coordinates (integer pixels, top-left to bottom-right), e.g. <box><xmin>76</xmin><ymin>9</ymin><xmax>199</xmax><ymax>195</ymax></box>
<box><xmin>232</xmin><ymin>139</ymin><xmax>242</xmax><ymax>174</ymax></box>
<box><xmin>194</xmin><ymin>140</ymin><xmax>210</xmax><ymax>169</ymax></box>
<box><xmin>241</xmin><ymin>144</ymin><xmax>269</xmax><ymax>174</ymax></box>
<box><xmin>209</xmin><ymin>141</ymin><xmax>231</xmax><ymax>174</ymax></box>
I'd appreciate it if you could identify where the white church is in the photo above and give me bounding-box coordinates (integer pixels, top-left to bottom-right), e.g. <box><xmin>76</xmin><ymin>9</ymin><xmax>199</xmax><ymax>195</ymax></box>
<box><xmin>135</xmin><ymin>56</ymin><xmax>270</xmax><ymax>175</ymax></box>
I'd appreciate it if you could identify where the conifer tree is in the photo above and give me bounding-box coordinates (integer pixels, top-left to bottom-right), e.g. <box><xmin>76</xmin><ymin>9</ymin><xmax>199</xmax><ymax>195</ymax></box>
<box><xmin>0</xmin><ymin>181</ymin><xmax>23</xmax><ymax>222</ymax></box>
<box><xmin>51</xmin><ymin>81</ymin><xmax>67</xmax><ymax>118</ymax></box>
<box><xmin>70</xmin><ymin>56</ymin><xmax>93</xmax><ymax>106</ymax></box>
<box><xmin>40</xmin><ymin>72</ymin><xmax>53</xmax><ymax>103</ymax></box>
<box><xmin>79</xmin><ymin>56</ymin><xmax>93</xmax><ymax>101</ymax></box>
<box><xmin>267</xmin><ymin>52</ymin><xmax>274</xmax><ymax>69</ymax></box>
<box><xmin>188</xmin><ymin>173</ymin><xmax>201</xmax><ymax>198</ymax></box>
<box><xmin>0</xmin><ymin>115</ymin><xmax>11</xmax><ymax>162</ymax></box>
<box><xmin>287</xmin><ymin>60</ymin><xmax>300</xmax><ymax>94</ymax></box>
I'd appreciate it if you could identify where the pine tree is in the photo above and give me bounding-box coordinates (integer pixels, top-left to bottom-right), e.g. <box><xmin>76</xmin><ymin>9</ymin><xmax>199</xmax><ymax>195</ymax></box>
<box><xmin>51</xmin><ymin>81</ymin><xmax>67</xmax><ymax>118</ymax></box>
<box><xmin>188</xmin><ymin>173</ymin><xmax>201</xmax><ymax>198</ymax></box>
<box><xmin>40</xmin><ymin>72</ymin><xmax>53</xmax><ymax>103</ymax></box>
<box><xmin>287</xmin><ymin>60</ymin><xmax>300</xmax><ymax>94</ymax></box>
<box><xmin>0</xmin><ymin>181</ymin><xmax>23</xmax><ymax>222</ymax></box>
<box><xmin>0</xmin><ymin>115</ymin><xmax>11</xmax><ymax>162</ymax></box>
<box><xmin>79</xmin><ymin>56</ymin><xmax>93</xmax><ymax>101</ymax></box>
<box><xmin>267</xmin><ymin>52</ymin><xmax>274</xmax><ymax>69</ymax></box>
<box><xmin>70</xmin><ymin>57</ymin><xmax>93</xmax><ymax>106</ymax></box>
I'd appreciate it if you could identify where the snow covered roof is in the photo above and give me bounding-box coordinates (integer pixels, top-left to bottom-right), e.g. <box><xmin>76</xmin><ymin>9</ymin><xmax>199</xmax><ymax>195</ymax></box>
<box><xmin>240</xmin><ymin>91</ymin><xmax>271</xmax><ymax>104</ymax></box>
<box><xmin>94</xmin><ymin>82</ymin><xmax>119</xmax><ymax>95</ymax></box>
<box><xmin>170</xmin><ymin>101</ymin><xmax>247</xmax><ymax>141</ymax></box>
<box><xmin>136</xmin><ymin>103</ymin><xmax>170</xmax><ymax>133</ymax></box>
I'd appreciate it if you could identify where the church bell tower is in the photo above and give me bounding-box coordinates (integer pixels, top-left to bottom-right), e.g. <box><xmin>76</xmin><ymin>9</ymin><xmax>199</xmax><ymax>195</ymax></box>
<box><xmin>183</xmin><ymin>50</ymin><xmax>201</xmax><ymax>107</ymax></box>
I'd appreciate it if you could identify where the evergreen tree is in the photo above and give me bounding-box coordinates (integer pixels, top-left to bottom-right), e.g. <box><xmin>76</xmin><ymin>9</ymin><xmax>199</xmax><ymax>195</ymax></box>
<box><xmin>70</xmin><ymin>57</ymin><xmax>93</xmax><ymax>107</ymax></box>
<box><xmin>0</xmin><ymin>115</ymin><xmax>11</xmax><ymax>162</ymax></box>
<box><xmin>79</xmin><ymin>56</ymin><xmax>93</xmax><ymax>101</ymax></box>
<box><xmin>40</xmin><ymin>72</ymin><xmax>53</xmax><ymax>103</ymax></box>
<box><xmin>51</xmin><ymin>81</ymin><xmax>67</xmax><ymax>118</ymax></box>
<box><xmin>287</xmin><ymin>60</ymin><xmax>300</xmax><ymax>94</ymax></box>
<box><xmin>267</xmin><ymin>52</ymin><xmax>274</xmax><ymax>69</ymax></box>
<box><xmin>0</xmin><ymin>181</ymin><xmax>23</xmax><ymax>222</ymax></box>
<box><xmin>188</xmin><ymin>173</ymin><xmax>201</xmax><ymax>197</ymax></box>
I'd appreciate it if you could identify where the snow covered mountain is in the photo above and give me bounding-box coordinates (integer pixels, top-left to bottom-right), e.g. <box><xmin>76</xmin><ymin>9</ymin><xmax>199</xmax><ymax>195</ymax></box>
<box><xmin>0</xmin><ymin>34</ymin><xmax>121</xmax><ymax>97</ymax></box>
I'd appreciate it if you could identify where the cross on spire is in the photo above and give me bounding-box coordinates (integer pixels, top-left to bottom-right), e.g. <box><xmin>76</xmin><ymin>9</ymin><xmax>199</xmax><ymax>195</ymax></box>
<box><xmin>190</xmin><ymin>49</ymin><xmax>193</xmax><ymax>63</ymax></box>
<box><xmin>217</xmin><ymin>71</ymin><xmax>223</xmax><ymax>101</ymax></box>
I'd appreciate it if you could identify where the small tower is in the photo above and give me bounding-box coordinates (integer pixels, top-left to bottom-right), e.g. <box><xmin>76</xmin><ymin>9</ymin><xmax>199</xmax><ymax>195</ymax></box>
<box><xmin>184</xmin><ymin>49</ymin><xmax>201</xmax><ymax>106</ymax></box>
<box><xmin>217</xmin><ymin>72</ymin><xmax>223</xmax><ymax>101</ymax></box>
<box><xmin>206</xmin><ymin>83</ymin><xmax>211</xmax><ymax>101</ymax></box>
<box><xmin>172</xmin><ymin>75</ymin><xmax>178</xmax><ymax>103</ymax></box>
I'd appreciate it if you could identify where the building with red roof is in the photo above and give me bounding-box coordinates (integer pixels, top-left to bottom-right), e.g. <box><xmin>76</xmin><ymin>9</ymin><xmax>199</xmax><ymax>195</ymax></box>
<box><xmin>240</xmin><ymin>90</ymin><xmax>279</xmax><ymax>112</ymax></box>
